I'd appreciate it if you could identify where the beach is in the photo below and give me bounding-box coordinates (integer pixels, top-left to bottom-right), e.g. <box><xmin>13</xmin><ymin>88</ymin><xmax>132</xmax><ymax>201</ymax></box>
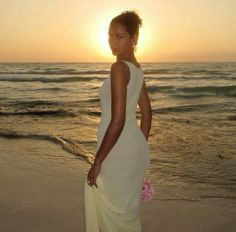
<box><xmin>0</xmin><ymin>62</ymin><xmax>235</xmax><ymax>231</ymax></box>
<box><xmin>0</xmin><ymin>136</ymin><xmax>235</xmax><ymax>231</ymax></box>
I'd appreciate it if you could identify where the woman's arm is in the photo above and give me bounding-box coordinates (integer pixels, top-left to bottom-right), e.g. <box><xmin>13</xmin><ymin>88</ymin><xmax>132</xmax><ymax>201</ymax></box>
<box><xmin>93</xmin><ymin>61</ymin><xmax>130</xmax><ymax>165</ymax></box>
<box><xmin>138</xmin><ymin>79</ymin><xmax>152</xmax><ymax>141</ymax></box>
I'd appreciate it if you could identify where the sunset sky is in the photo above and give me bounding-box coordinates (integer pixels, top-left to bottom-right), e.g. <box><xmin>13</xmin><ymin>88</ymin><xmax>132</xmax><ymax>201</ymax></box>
<box><xmin>0</xmin><ymin>0</ymin><xmax>235</xmax><ymax>62</ymax></box>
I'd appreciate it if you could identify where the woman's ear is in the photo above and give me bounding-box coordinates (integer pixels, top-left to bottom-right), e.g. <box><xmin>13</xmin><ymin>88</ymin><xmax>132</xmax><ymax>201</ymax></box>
<box><xmin>133</xmin><ymin>34</ymin><xmax>138</xmax><ymax>45</ymax></box>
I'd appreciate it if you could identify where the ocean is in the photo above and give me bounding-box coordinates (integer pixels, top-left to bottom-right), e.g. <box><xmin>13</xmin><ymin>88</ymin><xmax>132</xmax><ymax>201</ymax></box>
<box><xmin>0</xmin><ymin>62</ymin><xmax>235</xmax><ymax>204</ymax></box>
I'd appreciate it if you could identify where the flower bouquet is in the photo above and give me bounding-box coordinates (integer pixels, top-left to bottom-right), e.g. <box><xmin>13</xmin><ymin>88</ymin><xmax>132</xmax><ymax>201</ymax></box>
<box><xmin>141</xmin><ymin>179</ymin><xmax>154</xmax><ymax>202</ymax></box>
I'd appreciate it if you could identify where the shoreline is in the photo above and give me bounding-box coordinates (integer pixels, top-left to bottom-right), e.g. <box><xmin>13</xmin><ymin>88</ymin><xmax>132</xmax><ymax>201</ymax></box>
<box><xmin>0</xmin><ymin>135</ymin><xmax>235</xmax><ymax>231</ymax></box>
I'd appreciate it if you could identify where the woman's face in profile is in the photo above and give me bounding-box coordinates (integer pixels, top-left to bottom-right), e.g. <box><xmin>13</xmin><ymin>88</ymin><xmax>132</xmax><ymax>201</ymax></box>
<box><xmin>108</xmin><ymin>22</ymin><xmax>133</xmax><ymax>56</ymax></box>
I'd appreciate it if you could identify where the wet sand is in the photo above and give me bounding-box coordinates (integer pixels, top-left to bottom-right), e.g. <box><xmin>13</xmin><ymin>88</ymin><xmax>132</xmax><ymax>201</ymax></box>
<box><xmin>0</xmin><ymin>175</ymin><xmax>235</xmax><ymax>232</ymax></box>
<box><xmin>0</xmin><ymin>138</ymin><xmax>235</xmax><ymax>232</ymax></box>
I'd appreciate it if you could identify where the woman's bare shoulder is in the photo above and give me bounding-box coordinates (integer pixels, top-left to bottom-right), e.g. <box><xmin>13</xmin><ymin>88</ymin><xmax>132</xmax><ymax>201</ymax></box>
<box><xmin>110</xmin><ymin>61</ymin><xmax>129</xmax><ymax>71</ymax></box>
<box><xmin>110</xmin><ymin>61</ymin><xmax>130</xmax><ymax>85</ymax></box>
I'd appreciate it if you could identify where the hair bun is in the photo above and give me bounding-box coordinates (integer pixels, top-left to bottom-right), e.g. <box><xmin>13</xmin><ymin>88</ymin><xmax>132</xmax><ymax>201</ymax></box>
<box><xmin>122</xmin><ymin>10</ymin><xmax>142</xmax><ymax>28</ymax></box>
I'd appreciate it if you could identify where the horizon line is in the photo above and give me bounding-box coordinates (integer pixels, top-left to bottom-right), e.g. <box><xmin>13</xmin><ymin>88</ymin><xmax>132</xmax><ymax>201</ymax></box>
<box><xmin>1</xmin><ymin>61</ymin><xmax>235</xmax><ymax>64</ymax></box>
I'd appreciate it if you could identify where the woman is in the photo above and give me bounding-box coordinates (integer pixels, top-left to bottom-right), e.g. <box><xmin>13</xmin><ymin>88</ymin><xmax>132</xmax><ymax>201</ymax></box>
<box><xmin>84</xmin><ymin>10</ymin><xmax>152</xmax><ymax>232</ymax></box>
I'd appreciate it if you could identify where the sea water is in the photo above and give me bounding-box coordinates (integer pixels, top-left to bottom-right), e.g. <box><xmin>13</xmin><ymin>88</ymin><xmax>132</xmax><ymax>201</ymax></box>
<box><xmin>0</xmin><ymin>62</ymin><xmax>235</xmax><ymax>202</ymax></box>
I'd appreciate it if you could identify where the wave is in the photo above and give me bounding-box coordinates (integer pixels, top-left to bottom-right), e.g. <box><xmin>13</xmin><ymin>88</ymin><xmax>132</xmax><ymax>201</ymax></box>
<box><xmin>146</xmin><ymin>75</ymin><xmax>236</xmax><ymax>81</ymax></box>
<box><xmin>152</xmin><ymin>102</ymin><xmax>234</xmax><ymax>114</ymax></box>
<box><xmin>1</xmin><ymin>74</ymin><xmax>236</xmax><ymax>83</ymax></box>
<box><xmin>183</xmin><ymin>69</ymin><xmax>231</xmax><ymax>76</ymax></box>
<box><xmin>1</xmin><ymin>68</ymin><xmax>231</xmax><ymax>76</ymax></box>
<box><xmin>0</xmin><ymin>128</ymin><xmax>94</xmax><ymax>164</ymax></box>
<box><xmin>228</xmin><ymin>115</ymin><xmax>236</xmax><ymax>121</ymax></box>
<box><xmin>144</xmin><ymin>68</ymin><xmax>173</xmax><ymax>74</ymax></box>
<box><xmin>0</xmin><ymin>76</ymin><xmax>104</xmax><ymax>83</ymax></box>
<box><xmin>0</xmin><ymin>70</ymin><xmax>109</xmax><ymax>75</ymax></box>
<box><xmin>177</xmin><ymin>85</ymin><xmax>236</xmax><ymax>98</ymax></box>
<box><xmin>177</xmin><ymin>85</ymin><xmax>236</xmax><ymax>94</ymax></box>
<box><xmin>153</xmin><ymin>104</ymin><xmax>209</xmax><ymax>113</ymax></box>
<box><xmin>171</xmin><ymin>93</ymin><xmax>215</xmax><ymax>98</ymax></box>
<box><xmin>28</xmin><ymin>87</ymin><xmax>62</xmax><ymax>91</ymax></box>
<box><xmin>7</xmin><ymin>100</ymin><xmax>61</xmax><ymax>106</ymax></box>
<box><xmin>147</xmin><ymin>85</ymin><xmax>175</xmax><ymax>93</ymax></box>
<box><xmin>143</xmin><ymin>68</ymin><xmax>232</xmax><ymax>76</ymax></box>
<box><xmin>147</xmin><ymin>85</ymin><xmax>236</xmax><ymax>97</ymax></box>
<box><xmin>0</xmin><ymin>128</ymin><xmax>57</xmax><ymax>141</ymax></box>
<box><xmin>1</xmin><ymin>99</ymin><xmax>100</xmax><ymax>110</ymax></box>
<box><xmin>0</xmin><ymin>109</ymin><xmax>76</xmax><ymax>117</ymax></box>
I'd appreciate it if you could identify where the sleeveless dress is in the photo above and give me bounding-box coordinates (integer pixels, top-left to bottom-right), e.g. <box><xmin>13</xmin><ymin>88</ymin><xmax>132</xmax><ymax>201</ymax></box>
<box><xmin>84</xmin><ymin>60</ymin><xmax>150</xmax><ymax>232</ymax></box>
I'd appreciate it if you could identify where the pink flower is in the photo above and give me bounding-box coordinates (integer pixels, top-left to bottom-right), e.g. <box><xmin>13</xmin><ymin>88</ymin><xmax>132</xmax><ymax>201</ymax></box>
<box><xmin>141</xmin><ymin>179</ymin><xmax>154</xmax><ymax>202</ymax></box>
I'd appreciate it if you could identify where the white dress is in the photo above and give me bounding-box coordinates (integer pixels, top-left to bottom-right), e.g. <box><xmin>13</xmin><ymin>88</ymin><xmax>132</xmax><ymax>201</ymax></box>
<box><xmin>84</xmin><ymin>60</ymin><xmax>150</xmax><ymax>231</ymax></box>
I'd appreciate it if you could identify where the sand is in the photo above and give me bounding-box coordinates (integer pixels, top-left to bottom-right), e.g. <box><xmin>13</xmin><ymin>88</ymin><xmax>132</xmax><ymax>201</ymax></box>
<box><xmin>0</xmin><ymin>174</ymin><xmax>235</xmax><ymax>232</ymax></box>
<box><xmin>0</xmin><ymin>137</ymin><xmax>235</xmax><ymax>232</ymax></box>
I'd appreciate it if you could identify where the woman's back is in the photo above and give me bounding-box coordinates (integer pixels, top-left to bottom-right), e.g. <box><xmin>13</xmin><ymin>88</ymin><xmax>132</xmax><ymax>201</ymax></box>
<box><xmin>97</xmin><ymin>60</ymin><xmax>145</xmax><ymax>144</ymax></box>
<box><xmin>84</xmin><ymin>59</ymin><xmax>150</xmax><ymax>232</ymax></box>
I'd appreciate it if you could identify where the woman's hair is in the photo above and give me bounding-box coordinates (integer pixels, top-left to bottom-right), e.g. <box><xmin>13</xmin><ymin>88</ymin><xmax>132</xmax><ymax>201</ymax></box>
<box><xmin>110</xmin><ymin>10</ymin><xmax>142</xmax><ymax>39</ymax></box>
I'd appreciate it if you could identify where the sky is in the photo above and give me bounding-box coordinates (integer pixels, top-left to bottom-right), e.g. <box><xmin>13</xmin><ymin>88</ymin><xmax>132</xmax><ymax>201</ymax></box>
<box><xmin>0</xmin><ymin>0</ymin><xmax>235</xmax><ymax>62</ymax></box>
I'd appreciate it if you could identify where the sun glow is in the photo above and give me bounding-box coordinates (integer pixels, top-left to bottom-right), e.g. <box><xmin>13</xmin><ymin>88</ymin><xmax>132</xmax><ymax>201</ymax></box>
<box><xmin>88</xmin><ymin>17</ymin><xmax>111</xmax><ymax>60</ymax></box>
<box><xmin>135</xmin><ymin>26</ymin><xmax>152</xmax><ymax>58</ymax></box>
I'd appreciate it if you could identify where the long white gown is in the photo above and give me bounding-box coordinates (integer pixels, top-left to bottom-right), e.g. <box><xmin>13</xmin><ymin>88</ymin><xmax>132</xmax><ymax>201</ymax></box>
<box><xmin>84</xmin><ymin>60</ymin><xmax>150</xmax><ymax>232</ymax></box>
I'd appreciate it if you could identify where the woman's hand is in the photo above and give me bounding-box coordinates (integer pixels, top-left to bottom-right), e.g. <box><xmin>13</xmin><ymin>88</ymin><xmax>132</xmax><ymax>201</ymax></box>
<box><xmin>87</xmin><ymin>161</ymin><xmax>101</xmax><ymax>188</ymax></box>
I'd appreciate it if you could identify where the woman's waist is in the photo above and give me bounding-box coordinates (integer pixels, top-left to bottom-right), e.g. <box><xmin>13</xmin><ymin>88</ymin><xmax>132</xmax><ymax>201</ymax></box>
<box><xmin>96</xmin><ymin>120</ymin><xmax>148</xmax><ymax>152</ymax></box>
<box><xmin>98</xmin><ymin>117</ymin><xmax>138</xmax><ymax>130</ymax></box>
<box><xmin>100</xmin><ymin>113</ymin><xmax>136</xmax><ymax>123</ymax></box>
